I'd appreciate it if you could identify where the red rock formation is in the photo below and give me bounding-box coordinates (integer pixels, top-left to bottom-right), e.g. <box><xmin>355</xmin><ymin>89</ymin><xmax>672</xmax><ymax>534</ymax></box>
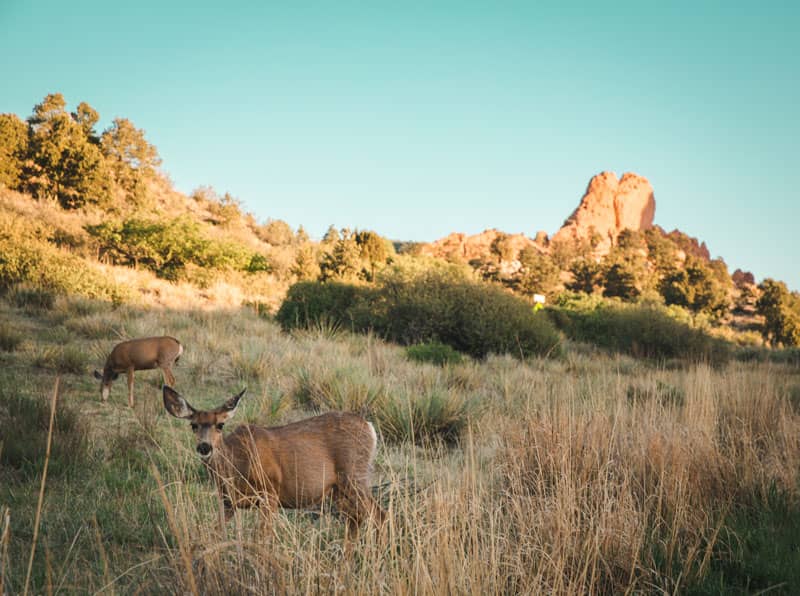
<box><xmin>419</xmin><ymin>229</ymin><xmax>535</xmax><ymax>262</ymax></box>
<box><xmin>551</xmin><ymin>171</ymin><xmax>655</xmax><ymax>253</ymax></box>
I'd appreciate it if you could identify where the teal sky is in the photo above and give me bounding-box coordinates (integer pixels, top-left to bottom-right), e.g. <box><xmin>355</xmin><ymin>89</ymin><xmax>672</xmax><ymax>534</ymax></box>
<box><xmin>1</xmin><ymin>1</ymin><xmax>798</xmax><ymax>289</ymax></box>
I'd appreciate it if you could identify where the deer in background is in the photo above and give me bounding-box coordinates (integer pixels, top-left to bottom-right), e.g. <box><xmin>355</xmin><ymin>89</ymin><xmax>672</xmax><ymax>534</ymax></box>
<box><xmin>163</xmin><ymin>385</ymin><xmax>386</xmax><ymax>537</ymax></box>
<box><xmin>94</xmin><ymin>336</ymin><xmax>183</xmax><ymax>407</ymax></box>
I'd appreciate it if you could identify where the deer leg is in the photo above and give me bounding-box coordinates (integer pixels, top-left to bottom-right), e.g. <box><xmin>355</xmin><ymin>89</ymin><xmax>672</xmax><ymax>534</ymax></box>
<box><xmin>257</xmin><ymin>491</ymin><xmax>279</xmax><ymax>538</ymax></box>
<box><xmin>127</xmin><ymin>368</ymin><xmax>135</xmax><ymax>408</ymax></box>
<box><xmin>162</xmin><ymin>365</ymin><xmax>176</xmax><ymax>387</ymax></box>
<box><xmin>335</xmin><ymin>479</ymin><xmax>385</xmax><ymax>545</ymax></box>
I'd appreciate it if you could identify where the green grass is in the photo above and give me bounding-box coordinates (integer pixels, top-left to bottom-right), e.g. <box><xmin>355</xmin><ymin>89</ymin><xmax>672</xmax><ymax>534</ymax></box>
<box><xmin>691</xmin><ymin>486</ymin><xmax>800</xmax><ymax>594</ymax></box>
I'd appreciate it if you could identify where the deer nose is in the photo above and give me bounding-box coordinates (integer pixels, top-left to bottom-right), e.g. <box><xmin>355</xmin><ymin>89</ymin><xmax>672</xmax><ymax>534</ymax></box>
<box><xmin>197</xmin><ymin>443</ymin><xmax>212</xmax><ymax>456</ymax></box>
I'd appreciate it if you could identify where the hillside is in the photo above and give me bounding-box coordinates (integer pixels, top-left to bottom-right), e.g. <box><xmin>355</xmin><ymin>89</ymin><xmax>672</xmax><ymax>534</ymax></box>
<box><xmin>2</xmin><ymin>93</ymin><xmax>800</xmax><ymax>349</ymax></box>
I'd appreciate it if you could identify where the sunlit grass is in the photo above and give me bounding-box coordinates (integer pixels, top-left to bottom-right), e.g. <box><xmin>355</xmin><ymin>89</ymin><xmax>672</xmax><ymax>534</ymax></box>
<box><xmin>1</xmin><ymin>296</ymin><xmax>799</xmax><ymax>594</ymax></box>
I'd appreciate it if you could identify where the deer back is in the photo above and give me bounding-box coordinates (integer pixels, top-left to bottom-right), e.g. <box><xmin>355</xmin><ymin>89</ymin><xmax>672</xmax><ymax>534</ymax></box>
<box><xmin>106</xmin><ymin>336</ymin><xmax>182</xmax><ymax>372</ymax></box>
<box><xmin>218</xmin><ymin>412</ymin><xmax>378</xmax><ymax>508</ymax></box>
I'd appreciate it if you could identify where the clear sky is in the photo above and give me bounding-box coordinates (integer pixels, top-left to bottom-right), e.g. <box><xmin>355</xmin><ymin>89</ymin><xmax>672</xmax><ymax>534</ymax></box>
<box><xmin>1</xmin><ymin>1</ymin><xmax>798</xmax><ymax>289</ymax></box>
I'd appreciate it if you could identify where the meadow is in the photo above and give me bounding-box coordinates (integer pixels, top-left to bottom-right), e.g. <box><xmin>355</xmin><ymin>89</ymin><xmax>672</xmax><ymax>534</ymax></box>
<box><xmin>1</xmin><ymin>293</ymin><xmax>799</xmax><ymax>594</ymax></box>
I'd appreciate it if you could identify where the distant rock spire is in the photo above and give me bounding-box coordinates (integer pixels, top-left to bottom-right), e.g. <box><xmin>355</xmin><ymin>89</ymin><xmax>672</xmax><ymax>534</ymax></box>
<box><xmin>551</xmin><ymin>171</ymin><xmax>655</xmax><ymax>253</ymax></box>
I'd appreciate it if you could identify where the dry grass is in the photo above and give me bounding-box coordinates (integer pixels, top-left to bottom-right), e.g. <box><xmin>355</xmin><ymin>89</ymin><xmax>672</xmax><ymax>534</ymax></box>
<box><xmin>1</xmin><ymin>297</ymin><xmax>799</xmax><ymax>594</ymax></box>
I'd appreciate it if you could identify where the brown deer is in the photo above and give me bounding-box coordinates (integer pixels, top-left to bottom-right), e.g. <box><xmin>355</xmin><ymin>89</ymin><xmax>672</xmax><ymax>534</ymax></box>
<box><xmin>163</xmin><ymin>385</ymin><xmax>386</xmax><ymax>537</ymax></box>
<box><xmin>94</xmin><ymin>336</ymin><xmax>183</xmax><ymax>407</ymax></box>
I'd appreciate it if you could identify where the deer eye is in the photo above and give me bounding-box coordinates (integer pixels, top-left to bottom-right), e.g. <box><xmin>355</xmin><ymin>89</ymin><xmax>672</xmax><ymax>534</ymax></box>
<box><xmin>216</xmin><ymin>423</ymin><xmax>224</xmax><ymax>430</ymax></box>
<box><xmin>190</xmin><ymin>423</ymin><xmax>198</xmax><ymax>431</ymax></box>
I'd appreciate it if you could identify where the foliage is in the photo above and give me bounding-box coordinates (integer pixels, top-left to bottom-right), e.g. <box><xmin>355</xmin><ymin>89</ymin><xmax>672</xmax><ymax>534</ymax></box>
<box><xmin>376</xmin><ymin>389</ymin><xmax>476</xmax><ymax>445</ymax></box>
<box><xmin>319</xmin><ymin>228</ymin><xmax>363</xmax><ymax>281</ymax></box>
<box><xmin>490</xmin><ymin>232</ymin><xmax>517</xmax><ymax>262</ymax></box>
<box><xmin>406</xmin><ymin>342</ymin><xmax>464</xmax><ymax>366</ymax></box>
<box><xmin>0</xmin><ymin>233</ymin><xmax>128</xmax><ymax>302</ymax></box>
<box><xmin>276</xmin><ymin>280</ymin><xmax>372</xmax><ymax>331</ymax></box>
<box><xmin>10</xmin><ymin>285</ymin><xmax>56</xmax><ymax>311</ymax></box>
<box><xmin>602</xmin><ymin>260</ymin><xmax>642</xmax><ymax>300</ymax></box>
<box><xmin>0</xmin><ymin>322</ymin><xmax>23</xmax><ymax>351</ymax></box>
<box><xmin>660</xmin><ymin>258</ymin><xmax>730</xmax><ymax>317</ymax></box>
<box><xmin>355</xmin><ymin>230</ymin><xmax>392</xmax><ymax>281</ymax></box>
<box><xmin>291</xmin><ymin>244</ymin><xmax>321</xmax><ymax>281</ymax></box>
<box><xmin>548</xmin><ymin>301</ymin><xmax>731</xmax><ymax>363</ymax></box>
<box><xmin>86</xmin><ymin>216</ymin><xmax>258</xmax><ymax>280</ymax></box>
<box><xmin>257</xmin><ymin>218</ymin><xmax>294</xmax><ymax>245</ymax></box>
<box><xmin>278</xmin><ymin>272</ymin><xmax>562</xmax><ymax>359</ymax></box>
<box><xmin>517</xmin><ymin>246</ymin><xmax>561</xmax><ymax>297</ymax></box>
<box><xmin>100</xmin><ymin>117</ymin><xmax>160</xmax><ymax>203</ymax></box>
<box><xmin>0</xmin><ymin>113</ymin><xmax>28</xmax><ymax>188</ymax></box>
<box><xmin>567</xmin><ymin>258</ymin><xmax>603</xmax><ymax>294</ymax></box>
<box><xmin>756</xmin><ymin>279</ymin><xmax>800</xmax><ymax>347</ymax></box>
<box><xmin>23</xmin><ymin>93</ymin><xmax>112</xmax><ymax>209</ymax></box>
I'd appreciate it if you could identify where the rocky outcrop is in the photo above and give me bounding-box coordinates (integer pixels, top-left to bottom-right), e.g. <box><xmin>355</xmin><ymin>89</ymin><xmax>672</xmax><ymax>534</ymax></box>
<box><xmin>551</xmin><ymin>171</ymin><xmax>655</xmax><ymax>253</ymax></box>
<box><xmin>419</xmin><ymin>171</ymin><xmax>655</xmax><ymax>261</ymax></box>
<box><xmin>419</xmin><ymin>229</ymin><xmax>537</xmax><ymax>262</ymax></box>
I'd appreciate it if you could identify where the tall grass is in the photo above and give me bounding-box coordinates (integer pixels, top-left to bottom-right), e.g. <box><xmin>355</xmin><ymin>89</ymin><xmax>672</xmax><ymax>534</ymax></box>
<box><xmin>2</xmin><ymin>300</ymin><xmax>799</xmax><ymax>594</ymax></box>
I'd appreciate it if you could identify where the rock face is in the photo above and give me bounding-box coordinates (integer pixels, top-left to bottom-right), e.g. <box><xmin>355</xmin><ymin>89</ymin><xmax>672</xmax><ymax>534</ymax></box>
<box><xmin>551</xmin><ymin>171</ymin><xmax>655</xmax><ymax>253</ymax></box>
<box><xmin>419</xmin><ymin>229</ymin><xmax>538</xmax><ymax>262</ymax></box>
<box><xmin>418</xmin><ymin>171</ymin><xmax>655</xmax><ymax>261</ymax></box>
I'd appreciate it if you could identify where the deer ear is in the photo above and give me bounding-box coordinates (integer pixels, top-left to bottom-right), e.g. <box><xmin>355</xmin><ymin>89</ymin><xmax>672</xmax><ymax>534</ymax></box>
<box><xmin>93</xmin><ymin>370</ymin><xmax>103</xmax><ymax>380</ymax></box>
<box><xmin>217</xmin><ymin>388</ymin><xmax>246</xmax><ymax>421</ymax></box>
<box><xmin>163</xmin><ymin>385</ymin><xmax>195</xmax><ymax>419</ymax></box>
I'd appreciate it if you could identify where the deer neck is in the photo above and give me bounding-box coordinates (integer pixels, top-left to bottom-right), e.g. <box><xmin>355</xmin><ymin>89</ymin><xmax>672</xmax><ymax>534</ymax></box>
<box><xmin>204</xmin><ymin>438</ymin><xmax>235</xmax><ymax>478</ymax></box>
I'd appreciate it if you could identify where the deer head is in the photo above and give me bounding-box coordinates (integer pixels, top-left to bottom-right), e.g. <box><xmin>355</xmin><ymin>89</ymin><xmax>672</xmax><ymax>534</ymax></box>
<box><xmin>163</xmin><ymin>385</ymin><xmax>246</xmax><ymax>459</ymax></box>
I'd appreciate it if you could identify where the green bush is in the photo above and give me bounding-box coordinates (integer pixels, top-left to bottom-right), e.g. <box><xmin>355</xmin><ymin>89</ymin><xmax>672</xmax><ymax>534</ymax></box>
<box><xmin>406</xmin><ymin>342</ymin><xmax>464</xmax><ymax>366</ymax></box>
<box><xmin>277</xmin><ymin>274</ymin><xmax>562</xmax><ymax>359</ymax></box>
<box><xmin>86</xmin><ymin>216</ymin><xmax>260</xmax><ymax>281</ymax></box>
<box><xmin>547</xmin><ymin>302</ymin><xmax>731</xmax><ymax>364</ymax></box>
<box><xmin>0</xmin><ymin>237</ymin><xmax>128</xmax><ymax>303</ymax></box>
<box><xmin>275</xmin><ymin>281</ymin><xmax>374</xmax><ymax>331</ymax></box>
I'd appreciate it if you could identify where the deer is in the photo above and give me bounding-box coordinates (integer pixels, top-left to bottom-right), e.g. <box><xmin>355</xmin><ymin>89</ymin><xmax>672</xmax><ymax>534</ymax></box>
<box><xmin>94</xmin><ymin>336</ymin><xmax>183</xmax><ymax>407</ymax></box>
<box><xmin>162</xmin><ymin>385</ymin><xmax>386</xmax><ymax>539</ymax></box>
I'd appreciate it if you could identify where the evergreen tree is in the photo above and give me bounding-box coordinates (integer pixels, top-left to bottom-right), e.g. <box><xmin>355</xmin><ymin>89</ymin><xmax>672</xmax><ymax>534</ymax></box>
<box><xmin>24</xmin><ymin>93</ymin><xmax>111</xmax><ymax>208</ymax></box>
<box><xmin>602</xmin><ymin>261</ymin><xmax>641</xmax><ymax>301</ymax></box>
<box><xmin>0</xmin><ymin>113</ymin><xmax>28</xmax><ymax>189</ymax></box>
<box><xmin>659</xmin><ymin>258</ymin><xmax>729</xmax><ymax>317</ymax></box>
<box><xmin>517</xmin><ymin>246</ymin><xmax>560</xmax><ymax>297</ymax></box>
<box><xmin>756</xmin><ymin>279</ymin><xmax>800</xmax><ymax>346</ymax></box>
<box><xmin>291</xmin><ymin>244</ymin><xmax>321</xmax><ymax>281</ymax></box>
<box><xmin>319</xmin><ymin>228</ymin><xmax>361</xmax><ymax>281</ymax></box>
<box><xmin>100</xmin><ymin>117</ymin><xmax>160</xmax><ymax>203</ymax></box>
<box><xmin>567</xmin><ymin>258</ymin><xmax>603</xmax><ymax>294</ymax></box>
<box><xmin>490</xmin><ymin>233</ymin><xmax>517</xmax><ymax>262</ymax></box>
<box><xmin>355</xmin><ymin>230</ymin><xmax>390</xmax><ymax>280</ymax></box>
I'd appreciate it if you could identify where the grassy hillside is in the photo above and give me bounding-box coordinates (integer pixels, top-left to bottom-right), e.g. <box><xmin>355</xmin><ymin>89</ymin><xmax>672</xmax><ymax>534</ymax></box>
<box><xmin>1</xmin><ymin>294</ymin><xmax>799</xmax><ymax>594</ymax></box>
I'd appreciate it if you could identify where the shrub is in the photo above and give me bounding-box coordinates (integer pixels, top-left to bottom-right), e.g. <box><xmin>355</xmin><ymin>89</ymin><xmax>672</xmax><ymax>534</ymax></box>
<box><xmin>0</xmin><ymin>236</ymin><xmax>128</xmax><ymax>303</ymax></box>
<box><xmin>378</xmin><ymin>273</ymin><xmax>562</xmax><ymax>358</ymax></box>
<box><xmin>11</xmin><ymin>285</ymin><xmax>56</xmax><ymax>310</ymax></box>
<box><xmin>0</xmin><ymin>323</ymin><xmax>22</xmax><ymax>351</ymax></box>
<box><xmin>548</xmin><ymin>302</ymin><xmax>731</xmax><ymax>364</ymax></box>
<box><xmin>275</xmin><ymin>281</ymin><xmax>374</xmax><ymax>331</ymax></box>
<box><xmin>376</xmin><ymin>389</ymin><xmax>476</xmax><ymax>446</ymax></box>
<box><xmin>33</xmin><ymin>345</ymin><xmax>89</xmax><ymax>374</ymax></box>
<box><xmin>277</xmin><ymin>274</ymin><xmax>562</xmax><ymax>359</ymax></box>
<box><xmin>293</xmin><ymin>366</ymin><xmax>385</xmax><ymax>414</ymax></box>
<box><xmin>406</xmin><ymin>342</ymin><xmax>464</xmax><ymax>366</ymax></box>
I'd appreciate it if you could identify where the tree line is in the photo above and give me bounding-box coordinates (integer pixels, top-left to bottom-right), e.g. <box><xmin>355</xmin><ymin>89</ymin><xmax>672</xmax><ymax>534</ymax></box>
<box><xmin>0</xmin><ymin>93</ymin><xmax>160</xmax><ymax>209</ymax></box>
